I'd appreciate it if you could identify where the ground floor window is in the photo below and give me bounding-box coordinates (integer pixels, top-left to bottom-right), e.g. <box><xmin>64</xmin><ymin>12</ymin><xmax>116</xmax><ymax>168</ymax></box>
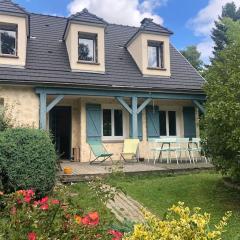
<box><xmin>102</xmin><ymin>109</ymin><xmax>123</xmax><ymax>138</ymax></box>
<box><xmin>159</xmin><ymin>110</ymin><xmax>177</xmax><ymax>136</ymax></box>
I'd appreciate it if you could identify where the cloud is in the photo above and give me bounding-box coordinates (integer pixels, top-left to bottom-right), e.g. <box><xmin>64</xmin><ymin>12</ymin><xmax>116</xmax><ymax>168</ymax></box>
<box><xmin>188</xmin><ymin>0</ymin><xmax>240</xmax><ymax>63</ymax></box>
<box><xmin>67</xmin><ymin>0</ymin><xmax>167</xmax><ymax>26</ymax></box>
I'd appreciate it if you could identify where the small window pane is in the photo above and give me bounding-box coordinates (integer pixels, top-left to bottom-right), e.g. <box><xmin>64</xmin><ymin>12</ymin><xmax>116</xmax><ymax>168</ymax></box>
<box><xmin>159</xmin><ymin>111</ymin><xmax>167</xmax><ymax>136</ymax></box>
<box><xmin>0</xmin><ymin>30</ymin><xmax>16</xmax><ymax>55</ymax></box>
<box><xmin>79</xmin><ymin>36</ymin><xmax>95</xmax><ymax>62</ymax></box>
<box><xmin>114</xmin><ymin>110</ymin><xmax>123</xmax><ymax>136</ymax></box>
<box><xmin>148</xmin><ymin>46</ymin><xmax>158</xmax><ymax>68</ymax></box>
<box><xmin>103</xmin><ymin>109</ymin><xmax>111</xmax><ymax>136</ymax></box>
<box><xmin>168</xmin><ymin>111</ymin><xmax>176</xmax><ymax>136</ymax></box>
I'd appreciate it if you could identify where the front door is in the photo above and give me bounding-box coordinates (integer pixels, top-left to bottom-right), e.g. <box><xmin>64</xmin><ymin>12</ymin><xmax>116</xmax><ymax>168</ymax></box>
<box><xmin>49</xmin><ymin>106</ymin><xmax>72</xmax><ymax>160</ymax></box>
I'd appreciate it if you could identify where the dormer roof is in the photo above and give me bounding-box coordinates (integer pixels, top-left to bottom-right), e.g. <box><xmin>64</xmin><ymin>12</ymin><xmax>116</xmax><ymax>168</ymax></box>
<box><xmin>0</xmin><ymin>0</ymin><xmax>28</xmax><ymax>16</ymax></box>
<box><xmin>126</xmin><ymin>18</ymin><xmax>173</xmax><ymax>47</ymax></box>
<box><xmin>140</xmin><ymin>18</ymin><xmax>173</xmax><ymax>35</ymax></box>
<box><xmin>68</xmin><ymin>8</ymin><xmax>107</xmax><ymax>26</ymax></box>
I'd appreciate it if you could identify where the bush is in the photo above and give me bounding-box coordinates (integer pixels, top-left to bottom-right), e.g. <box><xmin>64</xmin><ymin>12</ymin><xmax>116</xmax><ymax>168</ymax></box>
<box><xmin>0</xmin><ymin>104</ymin><xmax>14</xmax><ymax>131</ymax></box>
<box><xmin>203</xmin><ymin>18</ymin><xmax>240</xmax><ymax>181</ymax></box>
<box><xmin>0</xmin><ymin>128</ymin><xmax>57</xmax><ymax>196</ymax></box>
<box><xmin>124</xmin><ymin>202</ymin><xmax>231</xmax><ymax>240</ymax></box>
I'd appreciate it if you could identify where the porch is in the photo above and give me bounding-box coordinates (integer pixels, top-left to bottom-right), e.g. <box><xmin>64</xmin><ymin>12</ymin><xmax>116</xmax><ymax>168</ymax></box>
<box><xmin>36</xmin><ymin>87</ymin><xmax>206</xmax><ymax>163</ymax></box>
<box><xmin>59</xmin><ymin>160</ymin><xmax>214</xmax><ymax>183</ymax></box>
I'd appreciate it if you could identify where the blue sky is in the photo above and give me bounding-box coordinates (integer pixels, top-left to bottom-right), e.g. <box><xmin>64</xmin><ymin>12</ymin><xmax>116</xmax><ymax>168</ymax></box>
<box><xmin>14</xmin><ymin>0</ymin><xmax>239</xmax><ymax>62</ymax></box>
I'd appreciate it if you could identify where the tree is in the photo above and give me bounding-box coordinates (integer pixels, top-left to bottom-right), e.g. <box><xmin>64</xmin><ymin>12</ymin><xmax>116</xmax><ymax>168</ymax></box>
<box><xmin>212</xmin><ymin>2</ymin><xmax>240</xmax><ymax>57</ymax></box>
<box><xmin>180</xmin><ymin>45</ymin><xmax>203</xmax><ymax>71</ymax></box>
<box><xmin>203</xmin><ymin>18</ymin><xmax>240</xmax><ymax>181</ymax></box>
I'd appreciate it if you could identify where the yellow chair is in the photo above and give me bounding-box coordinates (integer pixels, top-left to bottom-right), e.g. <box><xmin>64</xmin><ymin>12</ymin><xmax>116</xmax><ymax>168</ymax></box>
<box><xmin>120</xmin><ymin>139</ymin><xmax>140</xmax><ymax>162</ymax></box>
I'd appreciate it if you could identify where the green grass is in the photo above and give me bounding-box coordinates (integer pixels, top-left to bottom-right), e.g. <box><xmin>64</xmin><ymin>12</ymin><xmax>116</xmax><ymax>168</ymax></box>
<box><xmin>108</xmin><ymin>172</ymin><xmax>240</xmax><ymax>239</ymax></box>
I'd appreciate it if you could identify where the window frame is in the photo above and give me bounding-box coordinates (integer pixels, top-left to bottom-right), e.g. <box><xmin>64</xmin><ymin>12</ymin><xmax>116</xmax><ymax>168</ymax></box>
<box><xmin>0</xmin><ymin>23</ymin><xmax>18</xmax><ymax>57</ymax></box>
<box><xmin>159</xmin><ymin>109</ymin><xmax>178</xmax><ymax>137</ymax></box>
<box><xmin>78</xmin><ymin>32</ymin><xmax>98</xmax><ymax>63</ymax></box>
<box><xmin>102</xmin><ymin>107</ymin><xmax>125</xmax><ymax>141</ymax></box>
<box><xmin>147</xmin><ymin>40</ymin><xmax>164</xmax><ymax>69</ymax></box>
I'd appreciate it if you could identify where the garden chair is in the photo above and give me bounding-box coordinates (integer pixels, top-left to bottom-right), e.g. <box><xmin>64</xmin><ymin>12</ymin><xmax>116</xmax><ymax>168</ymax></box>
<box><xmin>120</xmin><ymin>139</ymin><xmax>140</xmax><ymax>162</ymax></box>
<box><xmin>88</xmin><ymin>139</ymin><xmax>113</xmax><ymax>164</ymax></box>
<box><xmin>190</xmin><ymin>138</ymin><xmax>208</xmax><ymax>163</ymax></box>
<box><xmin>175</xmin><ymin>138</ymin><xmax>192</xmax><ymax>163</ymax></box>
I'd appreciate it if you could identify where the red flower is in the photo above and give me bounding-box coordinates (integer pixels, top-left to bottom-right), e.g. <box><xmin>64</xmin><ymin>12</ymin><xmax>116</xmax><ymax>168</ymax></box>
<box><xmin>51</xmin><ymin>199</ymin><xmax>60</xmax><ymax>205</ymax></box>
<box><xmin>74</xmin><ymin>215</ymin><xmax>82</xmax><ymax>224</ymax></box>
<box><xmin>81</xmin><ymin>216</ymin><xmax>90</xmax><ymax>225</ymax></box>
<box><xmin>40</xmin><ymin>196</ymin><xmax>48</xmax><ymax>204</ymax></box>
<box><xmin>24</xmin><ymin>195</ymin><xmax>32</xmax><ymax>203</ymax></box>
<box><xmin>40</xmin><ymin>203</ymin><xmax>49</xmax><ymax>210</ymax></box>
<box><xmin>28</xmin><ymin>232</ymin><xmax>37</xmax><ymax>240</ymax></box>
<box><xmin>88</xmin><ymin>211</ymin><xmax>99</xmax><ymax>226</ymax></box>
<box><xmin>108</xmin><ymin>230</ymin><xmax>123</xmax><ymax>240</ymax></box>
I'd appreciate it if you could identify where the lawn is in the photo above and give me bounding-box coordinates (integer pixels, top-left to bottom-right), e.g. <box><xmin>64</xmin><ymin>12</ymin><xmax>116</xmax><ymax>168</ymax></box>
<box><xmin>108</xmin><ymin>172</ymin><xmax>240</xmax><ymax>240</ymax></box>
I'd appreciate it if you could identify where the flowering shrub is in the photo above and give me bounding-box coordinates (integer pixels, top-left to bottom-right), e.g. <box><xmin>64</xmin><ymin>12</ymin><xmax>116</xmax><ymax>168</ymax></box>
<box><xmin>0</xmin><ymin>188</ymin><xmax>123</xmax><ymax>240</ymax></box>
<box><xmin>124</xmin><ymin>202</ymin><xmax>231</xmax><ymax>240</ymax></box>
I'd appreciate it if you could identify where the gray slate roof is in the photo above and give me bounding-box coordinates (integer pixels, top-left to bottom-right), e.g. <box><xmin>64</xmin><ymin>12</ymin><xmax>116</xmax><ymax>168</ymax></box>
<box><xmin>140</xmin><ymin>18</ymin><xmax>173</xmax><ymax>35</ymax></box>
<box><xmin>68</xmin><ymin>8</ymin><xmax>107</xmax><ymax>25</ymax></box>
<box><xmin>0</xmin><ymin>12</ymin><xmax>204</xmax><ymax>93</ymax></box>
<box><xmin>0</xmin><ymin>0</ymin><xmax>28</xmax><ymax>15</ymax></box>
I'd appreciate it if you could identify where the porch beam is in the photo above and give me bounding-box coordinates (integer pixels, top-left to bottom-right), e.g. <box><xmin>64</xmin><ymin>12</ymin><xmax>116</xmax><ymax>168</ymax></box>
<box><xmin>36</xmin><ymin>87</ymin><xmax>205</xmax><ymax>101</ymax></box>
<box><xmin>116</xmin><ymin>97</ymin><xmax>132</xmax><ymax>114</ymax></box>
<box><xmin>137</xmin><ymin>98</ymin><xmax>152</xmax><ymax>114</ymax></box>
<box><xmin>193</xmin><ymin>100</ymin><xmax>205</xmax><ymax>114</ymax></box>
<box><xmin>39</xmin><ymin>92</ymin><xmax>47</xmax><ymax>130</ymax></box>
<box><xmin>131</xmin><ymin>96</ymin><xmax>138</xmax><ymax>138</ymax></box>
<box><xmin>46</xmin><ymin>95</ymin><xmax>64</xmax><ymax>113</ymax></box>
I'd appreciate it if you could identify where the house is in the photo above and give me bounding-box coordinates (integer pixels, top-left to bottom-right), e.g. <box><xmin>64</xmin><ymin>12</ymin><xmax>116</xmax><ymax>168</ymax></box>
<box><xmin>0</xmin><ymin>0</ymin><xmax>205</xmax><ymax>162</ymax></box>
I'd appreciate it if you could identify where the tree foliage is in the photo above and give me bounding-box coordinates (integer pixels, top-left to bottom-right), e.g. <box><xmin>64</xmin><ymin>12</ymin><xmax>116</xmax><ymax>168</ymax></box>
<box><xmin>180</xmin><ymin>45</ymin><xmax>203</xmax><ymax>71</ymax></box>
<box><xmin>212</xmin><ymin>2</ymin><xmax>240</xmax><ymax>58</ymax></box>
<box><xmin>203</xmin><ymin>18</ymin><xmax>240</xmax><ymax>180</ymax></box>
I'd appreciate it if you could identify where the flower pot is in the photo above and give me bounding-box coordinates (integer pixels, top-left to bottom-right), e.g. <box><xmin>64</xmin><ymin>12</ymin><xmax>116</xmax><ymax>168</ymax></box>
<box><xmin>64</xmin><ymin>167</ymin><xmax>73</xmax><ymax>175</ymax></box>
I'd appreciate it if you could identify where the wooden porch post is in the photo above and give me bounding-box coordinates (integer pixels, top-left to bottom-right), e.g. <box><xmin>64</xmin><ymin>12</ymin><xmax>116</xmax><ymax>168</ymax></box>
<box><xmin>39</xmin><ymin>92</ymin><xmax>47</xmax><ymax>129</ymax></box>
<box><xmin>132</xmin><ymin>96</ymin><xmax>138</xmax><ymax>138</ymax></box>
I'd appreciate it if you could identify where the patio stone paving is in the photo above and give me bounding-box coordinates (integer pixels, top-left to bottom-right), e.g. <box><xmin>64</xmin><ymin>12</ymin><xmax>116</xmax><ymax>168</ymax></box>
<box><xmin>59</xmin><ymin>160</ymin><xmax>214</xmax><ymax>183</ymax></box>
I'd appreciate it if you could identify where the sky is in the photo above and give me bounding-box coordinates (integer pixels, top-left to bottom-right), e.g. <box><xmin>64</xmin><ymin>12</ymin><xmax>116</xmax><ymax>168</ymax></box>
<box><xmin>14</xmin><ymin>0</ymin><xmax>240</xmax><ymax>63</ymax></box>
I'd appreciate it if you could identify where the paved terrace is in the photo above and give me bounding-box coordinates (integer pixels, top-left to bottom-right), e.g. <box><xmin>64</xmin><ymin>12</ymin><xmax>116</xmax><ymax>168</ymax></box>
<box><xmin>59</xmin><ymin>160</ymin><xmax>214</xmax><ymax>183</ymax></box>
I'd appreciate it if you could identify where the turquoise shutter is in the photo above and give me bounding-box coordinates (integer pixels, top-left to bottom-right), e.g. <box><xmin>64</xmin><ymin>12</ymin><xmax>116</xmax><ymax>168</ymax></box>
<box><xmin>86</xmin><ymin>104</ymin><xmax>102</xmax><ymax>141</ymax></box>
<box><xmin>129</xmin><ymin>112</ymin><xmax>143</xmax><ymax>140</ymax></box>
<box><xmin>146</xmin><ymin>106</ymin><xmax>160</xmax><ymax>139</ymax></box>
<box><xmin>183</xmin><ymin>107</ymin><xmax>196</xmax><ymax>139</ymax></box>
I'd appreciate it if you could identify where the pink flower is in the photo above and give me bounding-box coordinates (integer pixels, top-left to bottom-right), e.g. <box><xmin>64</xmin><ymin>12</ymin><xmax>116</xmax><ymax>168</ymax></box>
<box><xmin>108</xmin><ymin>230</ymin><xmax>123</xmax><ymax>240</ymax></box>
<box><xmin>28</xmin><ymin>232</ymin><xmax>37</xmax><ymax>240</ymax></box>
<box><xmin>51</xmin><ymin>199</ymin><xmax>60</xmax><ymax>205</ymax></box>
<box><xmin>10</xmin><ymin>207</ymin><xmax>17</xmax><ymax>215</ymax></box>
<box><xmin>40</xmin><ymin>203</ymin><xmax>49</xmax><ymax>211</ymax></box>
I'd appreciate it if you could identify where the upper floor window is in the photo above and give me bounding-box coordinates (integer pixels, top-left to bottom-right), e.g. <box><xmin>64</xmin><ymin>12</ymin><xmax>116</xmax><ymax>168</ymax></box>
<box><xmin>148</xmin><ymin>41</ymin><xmax>164</xmax><ymax>68</ymax></box>
<box><xmin>78</xmin><ymin>33</ymin><xmax>97</xmax><ymax>63</ymax></box>
<box><xmin>0</xmin><ymin>23</ymin><xmax>17</xmax><ymax>56</ymax></box>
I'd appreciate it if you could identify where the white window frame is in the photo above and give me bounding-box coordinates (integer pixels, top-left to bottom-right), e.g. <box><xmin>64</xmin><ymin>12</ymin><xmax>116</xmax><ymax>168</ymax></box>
<box><xmin>102</xmin><ymin>107</ymin><xmax>125</xmax><ymax>141</ymax></box>
<box><xmin>159</xmin><ymin>107</ymin><xmax>180</xmax><ymax>137</ymax></box>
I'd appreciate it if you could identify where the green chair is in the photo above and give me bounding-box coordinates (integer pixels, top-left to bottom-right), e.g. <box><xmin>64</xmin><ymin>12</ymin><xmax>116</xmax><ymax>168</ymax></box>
<box><xmin>88</xmin><ymin>139</ymin><xmax>113</xmax><ymax>164</ymax></box>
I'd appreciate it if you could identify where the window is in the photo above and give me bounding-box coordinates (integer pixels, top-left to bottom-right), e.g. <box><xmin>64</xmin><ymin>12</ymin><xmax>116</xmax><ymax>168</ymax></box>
<box><xmin>0</xmin><ymin>23</ymin><xmax>17</xmax><ymax>56</ymax></box>
<box><xmin>102</xmin><ymin>109</ymin><xmax>123</xmax><ymax>138</ymax></box>
<box><xmin>148</xmin><ymin>41</ymin><xmax>164</xmax><ymax>68</ymax></box>
<box><xmin>78</xmin><ymin>33</ymin><xmax>97</xmax><ymax>62</ymax></box>
<box><xmin>159</xmin><ymin>111</ymin><xmax>176</xmax><ymax>136</ymax></box>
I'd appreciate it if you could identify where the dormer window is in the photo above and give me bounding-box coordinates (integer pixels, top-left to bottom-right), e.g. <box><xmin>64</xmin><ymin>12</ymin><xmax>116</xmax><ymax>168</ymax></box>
<box><xmin>147</xmin><ymin>41</ymin><xmax>164</xmax><ymax>69</ymax></box>
<box><xmin>0</xmin><ymin>23</ymin><xmax>17</xmax><ymax>57</ymax></box>
<box><xmin>78</xmin><ymin>33</ymin><xmax>97</xmax><ymax>63</ymax></box>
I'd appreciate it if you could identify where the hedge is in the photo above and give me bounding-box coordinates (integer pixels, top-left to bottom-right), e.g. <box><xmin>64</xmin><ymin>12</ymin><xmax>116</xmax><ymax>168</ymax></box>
<box><xmin>0</xmin><ymin>128</ymin><xmax>57</xmax><ymax>196</ymax></box>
